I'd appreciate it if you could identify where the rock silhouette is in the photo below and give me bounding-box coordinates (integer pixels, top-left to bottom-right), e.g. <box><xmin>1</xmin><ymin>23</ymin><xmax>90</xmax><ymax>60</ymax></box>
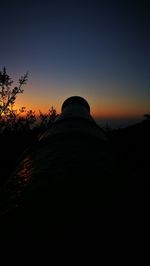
<box><xmin>1</xmin><ymin>96</ymin><xmax>119</xmax><ymax>225</ymax></box>
<box><xmin>1</xmin><ymin>96</ymin><xmax>149</xmax><ymax>264</ymax></box>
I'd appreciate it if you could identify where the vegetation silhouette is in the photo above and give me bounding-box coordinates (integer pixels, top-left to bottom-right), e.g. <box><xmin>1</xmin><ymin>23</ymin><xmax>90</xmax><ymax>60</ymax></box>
<box><xmin>0</xmin><ymin>67</ymin><xmax>28</xmax><ymax>118</ymax></box>
<box><xmin>0</xmin><ymin>68</ymin><xmax>58</xmax><ymax>185</ymax></box>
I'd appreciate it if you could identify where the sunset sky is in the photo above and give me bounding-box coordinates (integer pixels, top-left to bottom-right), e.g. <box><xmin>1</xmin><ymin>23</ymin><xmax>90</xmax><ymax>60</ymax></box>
<box><xmin>0</xmin><ymin>0</ymin><xmax>149</xmax><ymax>124</ymax></box>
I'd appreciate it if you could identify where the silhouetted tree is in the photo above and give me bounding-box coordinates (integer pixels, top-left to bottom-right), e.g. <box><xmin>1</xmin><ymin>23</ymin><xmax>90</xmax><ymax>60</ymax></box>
<box><xmin>0</xmin><ymin>67</ymin><xmax>58</xmax><ymax>133</ymax></box>
<box><xmin>0</xmin><ymin>67</ymin><xmax>28</xmax><ymax>118</ymax></box>
<box><xmin>48</xmin><ymin>106</ymin><xmax>58</xmax><ymax>123</ymax></box>
<box><xmin>39</xmin><ymin>106</ymin><xmax>58</xmax><ymax>129</ymax></box>
<box><xmin>25</xmin><ymin>110</ymin><xmax>36</xmax><ymax>129</ymax></box>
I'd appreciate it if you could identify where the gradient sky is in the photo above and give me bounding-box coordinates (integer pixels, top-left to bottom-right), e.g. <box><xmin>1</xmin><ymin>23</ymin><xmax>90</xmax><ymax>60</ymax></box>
<box><xmin>0</xmin><ymin>0</ymin><xmax>150</xmax><ymax>121</ymax></box>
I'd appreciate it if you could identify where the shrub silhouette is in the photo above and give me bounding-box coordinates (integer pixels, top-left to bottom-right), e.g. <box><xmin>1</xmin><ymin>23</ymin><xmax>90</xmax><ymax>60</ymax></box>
<box><xmin>0</xmin><ymin>67</ymin><xmax>28</xmax><ymax>117</ymax></box>
<box><xmin>0</xmin><ymin>67</ymin><xmax>58</xmax><ymax>133</ymax></box>
<box><xmin>0</xmin><ymin>67</ymin><xmax>58</xmax><ymax>184</ymax></box>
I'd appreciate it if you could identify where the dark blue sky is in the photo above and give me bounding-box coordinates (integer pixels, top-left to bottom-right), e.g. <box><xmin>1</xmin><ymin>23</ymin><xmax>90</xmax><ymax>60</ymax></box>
<box><xmin>0</xmin><ymin>0</ymin><xmax>149</xmax><ymax>119</ymax></box>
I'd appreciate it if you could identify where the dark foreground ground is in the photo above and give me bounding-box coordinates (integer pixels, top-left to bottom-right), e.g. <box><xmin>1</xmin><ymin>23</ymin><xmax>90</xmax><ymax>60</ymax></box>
<box><xmin>0</xmin><ymin>120</ymin><xmax>149</xmax><ymax>264</ymax></box>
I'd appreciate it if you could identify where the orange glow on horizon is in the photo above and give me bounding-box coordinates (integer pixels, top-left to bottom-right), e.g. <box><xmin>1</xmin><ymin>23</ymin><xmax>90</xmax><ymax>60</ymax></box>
<box><xmin>14</xmin><ymin>85</ymin><xmax>149</xmax><ymax>120</ymax></box>
<box><xmin>14</xmin><ymin>100</ymin><xmax>146</xmax><ymax>120</ymax></box>
<box><xmin>90</xmin><ymin>101</ymin><xmax>146</xmax><ymax>119</ymax></box>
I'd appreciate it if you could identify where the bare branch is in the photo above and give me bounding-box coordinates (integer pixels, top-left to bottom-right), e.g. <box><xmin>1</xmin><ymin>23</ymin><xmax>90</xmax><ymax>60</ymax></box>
<box><xmin>0</xmin><ymin>68</ymin><xmax>28</xmax><ymax>117</ymax></box>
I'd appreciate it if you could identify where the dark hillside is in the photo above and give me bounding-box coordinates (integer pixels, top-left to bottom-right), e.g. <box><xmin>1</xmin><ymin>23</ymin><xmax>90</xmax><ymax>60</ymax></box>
<box><xmin>109</xmin><ymin>120</ymin><xmax>150</xmax><ymax>256</ymax></box>
<box><xmin>0</xmin><ymin>129</ymin><xmax>40</xmax><ymax>186</ymax></box>
<box><xmin>109</xmin><ymin>119</ymin><xmax>150</xmax><ymax>188</ymax></box>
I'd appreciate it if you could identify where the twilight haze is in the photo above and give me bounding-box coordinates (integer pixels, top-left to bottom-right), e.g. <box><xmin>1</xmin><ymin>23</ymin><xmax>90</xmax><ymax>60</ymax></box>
<box><xmin>0</xmin><ymin>0</ymin><xmax>149</xmax><ymax>126</ymax></box>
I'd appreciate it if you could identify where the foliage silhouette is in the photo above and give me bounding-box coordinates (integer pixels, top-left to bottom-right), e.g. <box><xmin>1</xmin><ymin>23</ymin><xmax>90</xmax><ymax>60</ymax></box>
<box><xmin>0</xmin><ymin>67</ymin><xmax>28</xmax><ymax>117</ymax></box>
<box><xmin>0</xmin><ymin>67</ymin><xmax>58</xmax><ymax>133</ymax></box>
<box><xmin>0</xmin><ymin>67</ymin><xmax>58</xmax><ymax>185</ymax></box>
